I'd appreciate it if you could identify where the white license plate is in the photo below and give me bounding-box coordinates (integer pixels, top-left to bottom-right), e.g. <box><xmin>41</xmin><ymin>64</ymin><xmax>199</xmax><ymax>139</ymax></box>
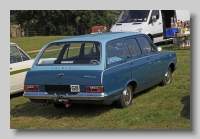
<box><xmin>70</xmin><ymin>85</ymin><xmax>80</xmax><ymax>92</ymax></box>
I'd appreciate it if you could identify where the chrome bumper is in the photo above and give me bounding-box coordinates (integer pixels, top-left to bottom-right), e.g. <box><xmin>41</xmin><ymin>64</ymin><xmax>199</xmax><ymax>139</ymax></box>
<box><xmin>23</xmin><ymin>91</ymin><xmax>108</xmax><ymax>101</ymax></box>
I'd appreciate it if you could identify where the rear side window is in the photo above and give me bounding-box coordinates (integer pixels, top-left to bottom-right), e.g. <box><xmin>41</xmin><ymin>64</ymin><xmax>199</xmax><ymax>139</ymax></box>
<box><xmin>10</xmin><ymin>46</ymin><xmax>22</xmax><ymax>63</ymax></box>
<box><xmin>125</xmin><ymin>38</ymin><xmax>141</xmax><ymax>57</ymax></box>
<box><xmin>107</xmin><ymin>41</ymin><xmax>124</xmax><ymax>64</ymax></box>
<box><xmin>18</xmin><ymin>49</ymin><xmax>30</xmax><ymax>61</ymax></box>
<box><xmin>37</xmin><ymin>42</ymin><xmax>101</xmax><ymax>65</ymax></box>
<box><xmin>137</xmin><ymin>37</ymin><xmax>156</xmax><ymax>54</ymax></box>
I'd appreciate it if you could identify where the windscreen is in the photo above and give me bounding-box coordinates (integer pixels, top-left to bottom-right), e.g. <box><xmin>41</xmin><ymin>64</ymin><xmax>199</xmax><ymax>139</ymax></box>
<box><xmin>37</xmin><ymin>42</ymin><xmax>101</xmax><ymax>65</ymax></box>
<box><xmin>117</xmin><ymin>10</ymin><xmax>150</xmax><ymax>23</ymax></box>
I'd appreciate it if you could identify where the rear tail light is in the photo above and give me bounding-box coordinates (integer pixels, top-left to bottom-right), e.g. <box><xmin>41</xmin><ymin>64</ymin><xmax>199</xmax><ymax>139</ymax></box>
<box><xmin>24</xmin><ymin>85</ymin><xmax>39</xmax><ymax>92</ymax></box>
<box><xmin>86</xmin><ymin>86</ymin><xmax>103</xmax><ymax>93</ymax></box>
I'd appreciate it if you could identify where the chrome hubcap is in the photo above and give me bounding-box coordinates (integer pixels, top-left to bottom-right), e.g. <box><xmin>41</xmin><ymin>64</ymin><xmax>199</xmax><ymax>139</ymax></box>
<box><xmin>123</xmin><ymin>87</ymin><xmax>131</xmax><ymax>105</ymax></box>
<box><xmin>165</xmin><ymin>70</ymin><xmax>171</xmax><ymax>84</ymax></box>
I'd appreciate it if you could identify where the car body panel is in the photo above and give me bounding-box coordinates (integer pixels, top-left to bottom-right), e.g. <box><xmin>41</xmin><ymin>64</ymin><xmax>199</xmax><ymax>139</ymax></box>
<box><xmin>10</xmin><ymin>43</ymin><xmax>34</xmax><ymax>95</ymax></box>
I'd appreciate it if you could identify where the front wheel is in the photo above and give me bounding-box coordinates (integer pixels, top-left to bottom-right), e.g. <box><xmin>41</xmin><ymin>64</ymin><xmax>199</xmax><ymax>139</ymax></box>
<box><xmin>160</xmin><ymin>67</ymin><xmax>172</xmax><ymax>86</ymax></box>
<box><xmin>115</xmin><ymin>85</ymin><xmax>133</xmax><ymax>108</ymax></box>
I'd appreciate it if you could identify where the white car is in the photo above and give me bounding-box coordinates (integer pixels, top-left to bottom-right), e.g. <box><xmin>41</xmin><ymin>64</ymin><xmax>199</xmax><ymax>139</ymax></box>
<box><xmin>10</xmin><ymin>43</ymin><xmax>34</xmax><ymax>95</ymax></box>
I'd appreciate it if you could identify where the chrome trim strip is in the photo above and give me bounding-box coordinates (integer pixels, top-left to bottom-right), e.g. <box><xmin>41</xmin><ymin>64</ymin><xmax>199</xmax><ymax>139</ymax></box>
<box><xmin>101</xmin><ymin>70</ymin><xmax>104</xmax><ymax>85</ymax></box>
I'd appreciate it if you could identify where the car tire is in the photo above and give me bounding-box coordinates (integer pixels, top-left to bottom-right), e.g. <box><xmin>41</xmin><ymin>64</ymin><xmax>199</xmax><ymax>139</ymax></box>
<box><xmin>160</xmin><ymin>67</ymin><xmax>172</xmax><ymax>86</ymax></box>
<box><xmin>115</xmin><ymin>85</ymin><xmax>133</xmax><ymax>108</ymax></box>
<box><xmin>53</xmin><ymin>103</ymin><xmax>65</xmax><ymax>108</ymax></box>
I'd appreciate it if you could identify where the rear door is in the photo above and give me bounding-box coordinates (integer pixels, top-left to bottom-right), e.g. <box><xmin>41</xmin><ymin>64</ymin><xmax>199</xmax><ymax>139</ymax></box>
<box><xmin>25</xmin><ymin>41</ymin><xmax>103</xmax><ymax>94</ymax></box>
<box><xmin>124</xmin><ymin>37</ymin><xmax>150</xmax><ymax>90</ymax></box>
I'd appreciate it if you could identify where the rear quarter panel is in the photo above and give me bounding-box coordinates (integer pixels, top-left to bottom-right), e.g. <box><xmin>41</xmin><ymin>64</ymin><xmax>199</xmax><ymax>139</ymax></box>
<box><xmin>159</xmin><ymin>51</ymin><xmax>177</xmax><ymax>75</ymax></box>
<box><xmin>102</xmin><ymin>61</ymin><xmax>131</xmax><ymax>97</ymax></box>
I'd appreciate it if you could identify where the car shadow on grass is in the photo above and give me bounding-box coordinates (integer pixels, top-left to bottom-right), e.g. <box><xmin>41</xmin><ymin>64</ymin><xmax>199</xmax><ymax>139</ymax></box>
<box><xmin>10</xmin><ymin>92</ymin><xmax>24</xmax><ymax>99</ymax></box>
<box><xmin>180</xmin><ymin>95</ymin><xmax>190</xmax><ymax>120</ymax></box>
<box><xmin>10</xmin><ymin>101</ymin><xmax>116</xmax><ymax>119</ymax></box>
<box><xmin>133</xmin><ymin>85</ymin><xmax>157</xmax><ymax>99</ymax></box>
<box><xmin>10</xmin><ymin>86</ymin><xmax>157</xmax><ymax>119</ymax></box>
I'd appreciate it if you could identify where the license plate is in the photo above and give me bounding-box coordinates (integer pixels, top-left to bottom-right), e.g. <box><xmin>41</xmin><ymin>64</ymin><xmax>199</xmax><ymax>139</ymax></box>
<box><xmin>70</xmin><ymin>85</ymin><xmax>80</xmax><ymax>92</ymax></box>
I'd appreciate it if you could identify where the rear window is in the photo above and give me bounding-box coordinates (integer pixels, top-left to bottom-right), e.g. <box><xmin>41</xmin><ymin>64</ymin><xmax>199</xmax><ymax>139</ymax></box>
<box><xmin>37</xmin><ymin>42</ymin><xmax>101</xmax><ymax>65</ymax></box>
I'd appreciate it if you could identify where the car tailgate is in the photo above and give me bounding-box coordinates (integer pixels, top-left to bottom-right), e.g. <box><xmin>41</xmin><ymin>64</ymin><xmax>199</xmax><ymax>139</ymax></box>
<box><xmin>24</xmin><ymin>70</ymin><xmax>103</xmax><ymax>92</ymax></box>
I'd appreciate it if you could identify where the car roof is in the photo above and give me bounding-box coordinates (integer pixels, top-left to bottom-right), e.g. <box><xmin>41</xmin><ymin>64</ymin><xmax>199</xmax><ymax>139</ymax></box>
<box><xmin>53</xmin><ymin>32</ymin><xmax>143</xmax><ymax>44</ymax></box>
<box><xmin>10</xmin><ymin>42</ymin><xmax>16</xmax><ymax>45</ymax></box>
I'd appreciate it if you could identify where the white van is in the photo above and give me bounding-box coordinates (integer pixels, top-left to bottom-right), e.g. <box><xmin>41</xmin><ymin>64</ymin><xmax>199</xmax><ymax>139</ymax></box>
<box><xmin>110</xmin><ymin>10</ymin><xmax>190</xmax><ymax>43</ymax></box>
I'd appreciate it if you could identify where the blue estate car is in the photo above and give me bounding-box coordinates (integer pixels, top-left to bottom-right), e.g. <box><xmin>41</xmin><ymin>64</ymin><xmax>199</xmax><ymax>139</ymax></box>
<box><xmin>23</xmin><ymin>32</ymin><xmax>177</xmax><ymax>108</ymax></box>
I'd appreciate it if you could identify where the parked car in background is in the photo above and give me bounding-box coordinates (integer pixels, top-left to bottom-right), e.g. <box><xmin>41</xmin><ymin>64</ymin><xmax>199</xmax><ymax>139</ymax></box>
<box><xmin>10</xmin><ymin>43</ymin><xmax>34</xmax><ymax>95</ymax></box>
<box><xmin>110</xmin><ymin>10</ymin><xmax>190</xmax><ymax>43</ymax></box>
<box><xmin>23</xmin><ymin>32</ymin><xmax>177</xmax><ymax>108</ymax></box>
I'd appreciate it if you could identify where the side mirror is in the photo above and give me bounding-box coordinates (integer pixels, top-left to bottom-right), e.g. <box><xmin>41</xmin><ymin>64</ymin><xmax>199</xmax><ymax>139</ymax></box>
<box><xmin>157</xmin><ymin>46</ymin><xmax>162</xmax><ymax>52</ymax></box>
<box><xmin>152</xmin><ymin>15</ymin><xmax>157</xmax><ymax>22</ymax></box>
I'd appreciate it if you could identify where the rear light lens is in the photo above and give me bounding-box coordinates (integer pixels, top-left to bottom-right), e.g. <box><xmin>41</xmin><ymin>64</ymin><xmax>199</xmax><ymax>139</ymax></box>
<box><xmin>86</xmin><ymin>86</ymin><xmax>103</xmax><ymax>93</ymax></box>
<box><xmin>24</xmin><ymin>85</ymin><xmax>39</xmax><ymax>92</ymax></box>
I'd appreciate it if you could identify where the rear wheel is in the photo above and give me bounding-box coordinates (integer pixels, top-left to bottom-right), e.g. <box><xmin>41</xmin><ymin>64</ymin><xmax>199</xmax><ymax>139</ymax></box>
<box><xmin>160</xmin><ymin>67</ymin><xmax>172</xmax><ymax>86</ymax></box>
<box><xmin>115</xmin><ymin>85</ymin><xmax>133</xmax><ymax>108</ymax></box>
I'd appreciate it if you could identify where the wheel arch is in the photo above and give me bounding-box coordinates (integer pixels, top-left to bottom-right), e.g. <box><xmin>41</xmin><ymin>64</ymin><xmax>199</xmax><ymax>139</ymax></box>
<box><xmin>168</xmin><ymin>62</ymin><xmax>175</xmax><ymax>73</ymax></box>
<box><xmin>125</xmin><ymin>80</ymin><xmax>137</xmax><ymax>92</ymax></box>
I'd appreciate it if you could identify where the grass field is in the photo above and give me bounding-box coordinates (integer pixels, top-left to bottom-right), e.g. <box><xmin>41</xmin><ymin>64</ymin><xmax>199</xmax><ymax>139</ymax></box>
<box><xmin>10</xmin><ymin>36</ymin><xmax>190</xmax><ymax>129</ymax></box>
<box><xmin>10</xmin><ymin>36</ymin><xmax>71</xmax><ymax>54</ymax></box>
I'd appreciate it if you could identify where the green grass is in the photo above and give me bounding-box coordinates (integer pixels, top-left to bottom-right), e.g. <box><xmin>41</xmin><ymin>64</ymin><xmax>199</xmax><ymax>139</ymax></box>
<box><xmin>10</xmin><ymin>36</ymin><xmax>94</xmax><ymax>59</ymax></box>
<box><xmin>10</xmin><ymin>36</ymin><xmax>72</xmax><ymax>52</ymax></box>
<box><xmin>10</xmin><ymin>37</ymin><xmax>190</xmax><ymax>129</ymax></box>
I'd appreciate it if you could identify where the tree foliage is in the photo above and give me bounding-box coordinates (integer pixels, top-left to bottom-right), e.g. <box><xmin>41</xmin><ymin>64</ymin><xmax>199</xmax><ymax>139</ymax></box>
<box><xmin>11</xmin><ymin>10</ymin><xmax>121</xmax><ymax>36</ymax></box>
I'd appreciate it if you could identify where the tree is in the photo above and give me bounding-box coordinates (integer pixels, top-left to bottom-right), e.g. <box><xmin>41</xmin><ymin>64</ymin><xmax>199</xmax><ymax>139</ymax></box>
<box><xmin>13</xmin><ymin>10</ymin><xmax>121</xmax><ymax>36</ymax></box>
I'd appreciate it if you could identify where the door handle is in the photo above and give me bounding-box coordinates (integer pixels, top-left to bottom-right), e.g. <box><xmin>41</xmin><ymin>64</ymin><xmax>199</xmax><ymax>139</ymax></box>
<box><xmin>10</xmin><ymin>68</ymin><xmax>12</xmax><ymax>70</ymax></box>
<box><xmin>147</xmin><ymin>57</ymin><xmax>150</xmax><ymax>60</ymax></box>
<box><xmin>159</xmin><ymin>22</ymin><xmax>162</xmax><ymax>25</ymax></box>
<box><xmin>130</xmin><ymin>61</ymin><xmax>135</xmax><ymax>64</ymax></box>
